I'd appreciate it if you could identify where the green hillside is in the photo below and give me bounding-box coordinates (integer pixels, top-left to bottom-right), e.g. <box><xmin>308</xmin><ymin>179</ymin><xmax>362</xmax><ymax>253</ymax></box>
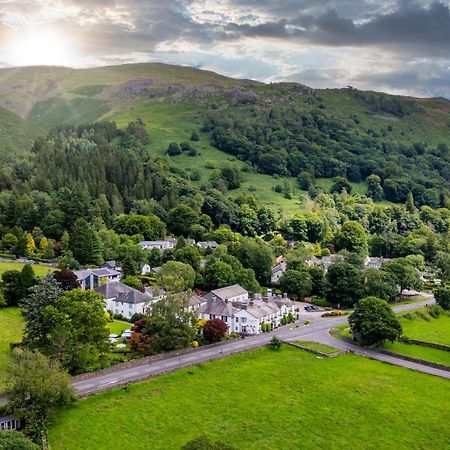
<box><xmin>0</xmin><ymin>63</ymin><xmax>449</xmax><ymax>215</ymax></box>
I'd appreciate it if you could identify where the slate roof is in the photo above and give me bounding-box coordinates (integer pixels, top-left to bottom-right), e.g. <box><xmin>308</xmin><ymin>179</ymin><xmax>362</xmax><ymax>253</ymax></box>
<box><xmin>210</xmin><ymin>284</ymin><xmax>248</xmax><ymax>300</ymax></box>
<box><xmin>197</xmin><ymin>299</ymin><xmax>239</xmax><ymax>317</ymax></box>
<box><xmin>96</xmin><ymin>282</ymin><xmax>149</xmax><ymax>305</ymax></box>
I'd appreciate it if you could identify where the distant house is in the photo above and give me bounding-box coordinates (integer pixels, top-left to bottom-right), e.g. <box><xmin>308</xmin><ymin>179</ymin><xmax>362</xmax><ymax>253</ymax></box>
<box><xmin>304</xmin><ymin>256</ymin><xmax>321</xmax><ymax>267</ymax></box>
<box><xmin>197</xmin><ymin>298</ymin><xmax>240</xmax><ymax>331</ymax></box>
<box><xmin>96</xmin><ymin>281</ymin><xmax>162</xmax><ymax>319</ymax></box>
<box><xmin>101</xmin><ymin>260</ymin><xmax>122</xmax><ymax>272</ymax></box>
<box><xmin>196</xmin><ymin>241</ymin><xmax>219</xmax><ymax>250</ymax></box>
<box><xmin>0</xmin><ymin>416</ymin><xmax>21</xmax><ymax>431</ymax></box>
<box><xmin>74</xmin><ymin>268</ymin><xmax>121</xmax><ymax>290</ymax></box>
<box><xmin>139</xmin><ymin>238</ymin><xmax>177</xmax><ymax>251</ymax></box>
<box><xmin>204</xmin><ymin>284</ymin><xmax>249</xmax><ymax>303</ymax></box>
<box><xmin>365</xmin><ymin>257</ymin><xmax>390</xmax><ymax>269</ymax></box>
<box><xmin>188</xmin><ymin>294</ymin><xmax>207</xmax><ymax>312</ymax></box>
<box><xmin>321</xmin><ymin>254</ymin><xmax>342</xmax><ymax>270</ymax></box>
<box><xmin>140</xmin><ymin>263</ymin><xmax>152</xmax><ymax>275</ymax></box>
<box><xmin>271</xmin><ymin>262</ymin><xmax>286</xmax><ymax>284</ymax></box>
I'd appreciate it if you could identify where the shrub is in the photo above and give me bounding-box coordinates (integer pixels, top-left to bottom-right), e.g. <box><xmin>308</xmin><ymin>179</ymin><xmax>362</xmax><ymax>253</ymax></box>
<box><xmin>269</xmin><ymin>336</ymin><xmax>282</xmax><ymax>350</ymax></box>
<box><xmin>190</xmin><ymin>130</ymin><xmax>200</xmax><ymax>141</ymax></box>
<box><xmin>203</xmin><ymin>318</ymin><xmax>228</xmax><ymax>343</ymax></box>
<box><xmin>192</xmin><ymin>341</ymin><xmax>199</xmax><ymax>348</ymax></box>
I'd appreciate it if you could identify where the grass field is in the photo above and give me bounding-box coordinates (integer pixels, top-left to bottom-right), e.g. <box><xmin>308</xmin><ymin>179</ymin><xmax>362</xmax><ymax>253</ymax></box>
<box><xmin>382</xmin><ymin>341</ymin><xmax>450</xmax><ymax>367</ymax></box>
<box><xmin>0</xmin><ymin>307</ymin><xmax>24</xmax><ymax>393</ymax></box>
<box><xmin>292</xmin><ymin>340</ymin><xmax>339</xmax><ymax>354</ymax></box>
<box><xmin>0</xmin><ymin>261</ymin><xmax>54</xmax><ymax>277</ymax></box>
<box><xmin>48</xmin><ymin>346</ymin><xmax>450</xmax><ymax>450</ymax></box>
<box><xmin>401</xmin><ymin>313</ymin><xmax>450</xmax><ymax>346</ymax></box>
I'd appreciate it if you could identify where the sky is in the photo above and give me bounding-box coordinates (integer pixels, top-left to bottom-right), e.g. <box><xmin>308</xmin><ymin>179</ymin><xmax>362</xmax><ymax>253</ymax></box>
<box><xmin>0</xmin><ymin>0</ymin><xmax>450</xmax><ymax>98</ymax></box>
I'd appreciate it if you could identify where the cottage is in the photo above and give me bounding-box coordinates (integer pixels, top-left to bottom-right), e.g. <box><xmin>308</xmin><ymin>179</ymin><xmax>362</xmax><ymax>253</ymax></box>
<box><xmin>140</xmin><ymin>263</ymin><xmax>152</xmax><ymax>275</ymax></box>
<box><xmin>197</xmin><ymin>298</ymin><xmax>240</xmax><ymax>331</ymax></box>
<box><xmin>101</xmin><ymin>260</ymin><xmax>122</xmax><ymax>272</ymax></box>
<box><xmin>204</xmin><ymin>284</ymin><xmax>249</xmax><ymax>303</ymax></box>
<box><xmin>271</xmin><ymin>262</ymin><xmax>286</xmax><ymax>284</ymax></box>
<box><xmin>365</xmin><ymin>257</ymin><xmax>390</xmax><ymax>269</ymax></box>
<box><xmin>321</xmin><ymin>254</ymin><xmax>342</xmax><ymax>270</ymax></box>
<box><xmin>196</xmin><ymin>241</ymin><xmax>219</xmax><ymax>250</ymax></box>
<box><xmin>139</xmin><ymin>238</ymin><xmax>177</xmax><ymax>251</ymax></box>
<box><xmin>96</xmin><ymin>281</ymin><xmax>162</xmax><ymax>319</ymax></box>
<box><xmin>74</xmin><ymin>267</ymin><xmax>122</xmax><ymax>290</ymax></box>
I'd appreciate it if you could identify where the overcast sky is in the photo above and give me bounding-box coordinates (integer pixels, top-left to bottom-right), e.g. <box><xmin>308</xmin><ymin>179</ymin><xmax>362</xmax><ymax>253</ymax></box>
<box><xmin>1</xmin><ymin>0</ymin><xmax>450</xmax><ymax>98</ymax></box>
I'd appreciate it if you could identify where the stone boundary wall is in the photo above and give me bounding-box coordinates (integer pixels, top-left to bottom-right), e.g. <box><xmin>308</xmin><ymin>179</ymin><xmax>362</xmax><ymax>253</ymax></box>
<box><xmin>400</xmin><ymin>337</ymin><xmax>450</xmax><ymax>352</ymax></box>
<box><xmin>284</xmin><ymin>340</ymin><xmax>348</xmax><ymax>358</ymax></box>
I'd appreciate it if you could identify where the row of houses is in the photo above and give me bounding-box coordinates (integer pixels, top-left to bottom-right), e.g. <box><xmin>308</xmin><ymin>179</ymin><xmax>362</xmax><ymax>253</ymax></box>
<box><xmin>138</xmin><ymin>238</ymin><xmax>219</xmax><ymax>251</ymax></box>
<box><xmin>271</xmin><ymin>254</ymin><xmax>391</xmax><ymax>283</ymax></box>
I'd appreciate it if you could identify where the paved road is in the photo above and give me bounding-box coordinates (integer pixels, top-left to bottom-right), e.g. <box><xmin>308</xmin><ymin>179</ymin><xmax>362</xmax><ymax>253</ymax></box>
<box><xmin>74</xmin><ymin>297</ymin><xmax>446</xmax><ymax>396</ymax></box>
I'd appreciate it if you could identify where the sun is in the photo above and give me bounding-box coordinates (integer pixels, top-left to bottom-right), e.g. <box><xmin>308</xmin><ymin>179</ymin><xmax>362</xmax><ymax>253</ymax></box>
<box><xmin>7</xmin><ymin>29</ymin><xmax>77</xmax><ymax>67</ymax></box>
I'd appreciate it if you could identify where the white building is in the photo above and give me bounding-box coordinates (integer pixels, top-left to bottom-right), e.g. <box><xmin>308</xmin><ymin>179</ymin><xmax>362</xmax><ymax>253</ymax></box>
<box><xmin>139</xmin><ymin>238</ymin><xmax>177</xmax><ymax>251</ymax></box>
<box><xmin>197</xmin><ymin>285</ymin><xmax>296</xmax><ymax>335</ymax></box>
<box><xmin>197</xmin><ymin>241</ymin><xmax>219</xmax><ymax>250</ymax></box>
<box><xmin>96</xmin><ymin>281</ymin><xmax>162</xmax><ymax>319</ymax></box>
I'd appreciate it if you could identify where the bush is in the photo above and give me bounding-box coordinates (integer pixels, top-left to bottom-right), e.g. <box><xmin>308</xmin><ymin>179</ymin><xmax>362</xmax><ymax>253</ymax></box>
<box><xmin>192</xmin><ymin>341</ymin><xmax>199</xmax><ymax>348</ymax></box>
<box><xmin>190</xmin><ymin>130</ymin><xmax>200</xmax><ymax>141</ymax></box>
<box><xmin>311</xmin><ymin>297</ymin><xmax>331</xmax><ymax>307</ymax></box>
<box><xmin>167</xmin><ymin>142</ymin><xmax>182</xmax><ymax>156</ymax></box>
<box><xmin>269</xmin><ymin>336</ymin><xmax>282</xmax><ymax>350</ymax></box>
<box><xmin>113</xmin><ymin>313</ymin><xmax>130</xmax><ymax>322</ymax></box>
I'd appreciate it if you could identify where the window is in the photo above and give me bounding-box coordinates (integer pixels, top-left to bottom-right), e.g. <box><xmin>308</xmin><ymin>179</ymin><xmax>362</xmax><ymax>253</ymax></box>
<box><xmin>221</xmin><ymin>315</ymin><xmax>227</xmax><ymax>322</ymax></box>
<box><xmin>241</xmin><ymin>317</ymin><xmax>247</xmax><ymax>323</ymax></box>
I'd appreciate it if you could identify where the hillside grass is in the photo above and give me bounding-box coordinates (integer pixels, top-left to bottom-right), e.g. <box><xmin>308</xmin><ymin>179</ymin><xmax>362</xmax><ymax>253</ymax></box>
<box><xmin>0</xmin><ymin>307</ymin><xmax>24</xmax><ymax>393</ymax></box>
<box><xmin>48</xmin><ymin>346</ymin><xmax>450</xmax><ymax>450</ymax></box>
<box><xmin>401</xmin><ymin>312</ymin><xmax>450</xmax><ymax>346</ymax></box>
<box><xmin>0</xmin><ymin>261</ymin><xmax>54</xmax><ymax>277</ymax></box>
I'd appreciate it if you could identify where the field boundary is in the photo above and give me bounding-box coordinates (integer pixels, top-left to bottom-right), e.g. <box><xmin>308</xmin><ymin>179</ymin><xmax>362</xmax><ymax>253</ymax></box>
<box><xmin>377</xmin><ymin>348</ymin><xmax>450</xmax><ymax>372</ymax></box>
<box><xmin>400</xmin><ymin>337</ymin><xmax>450</xmax><ymax>352</ymax></box>
<box><xmin>284</xmin><ymin>340</ymin><xmax>348</xmax><ymax>358</ymax></box>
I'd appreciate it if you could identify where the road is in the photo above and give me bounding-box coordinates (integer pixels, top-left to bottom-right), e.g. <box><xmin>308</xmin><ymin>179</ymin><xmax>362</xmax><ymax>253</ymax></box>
<box><xmin>74</xmin><ymin>296</ymin><xmax>449</xmax><ymax>397</ymax></box>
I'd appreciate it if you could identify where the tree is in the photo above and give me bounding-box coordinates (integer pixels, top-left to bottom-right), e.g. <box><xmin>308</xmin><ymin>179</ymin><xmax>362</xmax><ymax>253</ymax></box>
<box><xmin>334</xmin><ymin>221</ymin><xmax>368</xmax><ymax>255</ymax></box>
<box><xmin>167</xmin><ymin>142</ymin><xmax>182</xmax><ymax>156</ymax></box>
<box><xmin>1</xmin><ymin>265</ymin><xmax>37</xmax><ymax>306</ymax></box>
<box><xmin>279</xmin><ymin>269</ymin><xmax>312</xmax><ymax>300</ymax></box>
<box><xmin>364</xmin><ymin>268</ymin><xmax>397</xmax><ymax>303</ymax></box>
<box><xmin>382</xmin><ymin>258</ymin><xmax>422</xmax><ymax>299</ymax></box>
<box><xmin>366</xmin><ymin>174</ymin><xmax>383</xmax><ymax>201</ymax></box>
<box><xmin>203</xmin><ymin>318</ymin><xmax>228</xmax><ymax>343</ymax></box>
<box><xmin>324</xmin><ymin>262</ymin><xmax>364</xmax><ymax>306</ymax></box>
<box><xmin>22</xmin><ymin>282</ymin><xmax>109</xmax><ymax>375</ymax></box>
<box><xmin>175</xmin><ymin>246</ymin><xmax>201</xmax><ymax>271</ymax></box>
<box><xmin>25</xmin><ymin>233</ymin><xmax>36</xmax><ymax>256</ymax></box>
<box><xmin>203</xmin><ymin>261</ymin><xmax>235</xmax><ymax>289</ymax></box>
<box><xmin>7</xmin><ymin>349</ymin><xmax>75</xmax><ymax>445</ymax></box>
<box><xmin>52</xmin><ymin>269</ymin><xmax>80</xmax><ymax>291</ymax></box>
<box><xmin>434</xmin><ymin>251</ymin><xmax>450</xmax><ymax>282</ymax></box>
<box><xmin>434</xmin><ymin>286</ymin><xmax>450</xmax><ymax>310</ymax></box>
<box><xmin>330</xmin><ymin>176</ymin><xmax>352</xmax><ymax>194</ymax></box>
<box><xmin>349</xmin><ymin>297</ymin><xmax>402</xmax><ymax>345</ymax></box>
<box><xmin>405</xmin><ymin>192</ymin><xmax>416</xmax><ymax>214</ymax></box>
<box><xmin>168</xmin><ymin>205</ymin><xmax>198</xmax><ymax>236</ymax></box>
<box><xmin>190</xmin><ymin>130</ymin><xmax>200</xmax><ymax>141</ymax></box>
<box><xmin>141</xmin><ymin>294</ymin><xmax>196</xmax><ymax>352</ymax></box>
<box><xmin>157</xmin><ymin>261</ymin><xmax>196</xmax><ymax>291</ymax></box>
<box><xmin>0</xmin><ymin>233</ymin><xmax>18</xmax><ymax>253</ymax></box>
<box><xmin>0</xmin><ymin>429</ymin><xmax>40</xmax><ymax>450</ymax></box>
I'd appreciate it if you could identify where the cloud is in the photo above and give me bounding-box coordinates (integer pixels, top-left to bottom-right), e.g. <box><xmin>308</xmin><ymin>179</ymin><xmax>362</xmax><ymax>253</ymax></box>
<box><xmin>0</xmin><ymin>0</ymin><xmax>449</xmax><ymax>98</ymax></box>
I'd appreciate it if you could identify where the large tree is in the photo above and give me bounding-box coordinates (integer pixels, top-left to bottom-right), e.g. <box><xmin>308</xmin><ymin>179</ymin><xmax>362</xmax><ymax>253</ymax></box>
<box><xmin>279</xmin><ymin>269</ymin><xmax>312</xmax><ymax>300</ymax></box>
<box><xmin>349</xmin><ymin>297</ymin><xmax>402</xmax><ymax>345</ymax></box>
<box><xmin>324</xmin><ymin>262</ymin><xmax>364</xmax><ymax>307</ymax></box>
<box><xmin>334</xmin><ymin>221</ymin><xmax>368</xmax><ymax>255</ymax></box>
<box><xmin>364</xmin><ymin>268</ymin><xmax>397</xmax><ymax>303</ymax></box>
<box><xmin>381</xmin><ymin>258</ymin><xmax>422</xmax><ymax>299</ymax></box>
<box><xmin>434</xmin><ymin>286</ymin><xmax>450</xmax><ymax>310</ymax></box>
<box><xmin>157</xmin><ymin>261</ymin><xmax>196</xmax><ymax>291</ymax></box>
<box><xmin>7</xmin><ymin>349</ymin><xmax>75</xmax><ymax>446</ymax></box>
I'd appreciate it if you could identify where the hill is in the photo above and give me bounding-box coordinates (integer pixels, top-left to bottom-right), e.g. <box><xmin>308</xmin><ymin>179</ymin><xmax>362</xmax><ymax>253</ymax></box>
<box><xmin>0</xmin><ymin>63</ymin><xmax>449</xmax><ymax>215</ymax></box>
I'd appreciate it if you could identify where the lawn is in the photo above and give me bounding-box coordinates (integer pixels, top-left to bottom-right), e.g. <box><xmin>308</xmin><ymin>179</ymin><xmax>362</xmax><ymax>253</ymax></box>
<box><xmin>292</xmin><ymin>340</ymin><xmax>339</xmax><ymax>354</ymax></box>
<box><xmin>48</xmin><ymin>346</ymin><xmax>450</xmax><ymax>450</ymax></box>
<box><xmin>0</xmin><ymin>307</ymin><xmax>24</xmax><ymax>393</ymax></box>
<box><xmin>401</xmin><ymin>313</ymin><xmax>450</xmax><ymax>346</ymax></box>
<box><xmin>0</xmin><ymin>261</ymin><xmax>54</xmax><ymax>277</ymax></box>
<box><xmin>382</xmin><ymin>341</ymin><xmax>450</xmax><ymax>367</ymax></box>
<box><xmin>107</xmin><ymin>320</ymin><xmax>131</xmax><ymax>335</ymax></box>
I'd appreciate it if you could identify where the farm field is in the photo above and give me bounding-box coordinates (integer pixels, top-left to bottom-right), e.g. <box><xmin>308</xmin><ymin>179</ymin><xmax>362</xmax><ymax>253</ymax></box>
<box><xmin>401</xmin><ymin>313</ymin><xmax>450</xmax><ymax>346</ymax></box>
<box><xmin>48</xmin><ymin>346</ymin><xmax>450</xmax><ymax>450</ymax></box>
<box><xmin>0</xmin><ymin>307</ymin><xmax>24</xmax><ymax>393</ymax></box>
<box><xmin>0</xmin><ymin>261</ymin><xmax>54</xmax><ymax>277</ymax></box>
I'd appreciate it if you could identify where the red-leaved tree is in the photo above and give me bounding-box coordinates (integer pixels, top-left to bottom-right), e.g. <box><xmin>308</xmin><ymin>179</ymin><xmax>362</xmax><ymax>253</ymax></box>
<box><xmin>203</xmin><ymin>318</ymin><xmax>228</xmax><ymax>343</ymax></box>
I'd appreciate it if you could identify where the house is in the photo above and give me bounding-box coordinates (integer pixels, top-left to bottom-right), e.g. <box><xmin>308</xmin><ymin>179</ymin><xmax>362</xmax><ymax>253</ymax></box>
<box><xmin>305</xmin><ymin>256</ymin><xmax>321</xmax><ymax>267</ymax></box>
<box><xmin>0</xmin><ymin>416</ymin><xmax>21</xmax><ymax>431</ymax></box>
<box><xmin>101</xmin><ymin>260</ymin><xmax>122</xmax><ymax>272</ymax></box>
<box><xmin>203</xmin><ymin>284</ymin><xmax>249</xmax><ymax>303</ymax></box>
<box><xmin>188</xmin><ymin>294</ymin><xmax>207</xmax><ymax>312</ymax></box>
<box><xmin>321</xmin><ymin>254</ymin><xmax>342</xmax><ymax>270</ymax></box>
<box><xmin>139</xmin><ymin>238</ymin><xmax>177</xmax><ymax>251</ymax></box>
<box><xmin>74</xmin><ymin>267</ymin><xmax>122</xmax><ymax>290</ymax></box>
<box><xmin>365</xmin><ymin>257</ymin><xmax>390</xmax><ymax>269</ymax></box>
<box><xmin>197</xmin><ymin>298</ymin><xmax>240</xmax><ymax>331</ymax></box>
<box><xmin>271</xmin><ymin>261</ymin><xmax>286</xmax><ymax>284</ymax></box>
<box><xmin>197</xmin><ymin>241</ymin><xmax>219</xmax><ymax>250</ymax></box>
<box><xmin>96</xmin><ymin>281</ymin><xmax>162</xmax><ymax>319</ymax></box>
<box><xmin>140</xmin><ymin>263</ymin><xmax>152</xmax><ymax>275</ymax></box>
<box><xmin>196</xmin><ymin>285</ymin><xmax>297</xmax><ymax>335</ymax></box>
